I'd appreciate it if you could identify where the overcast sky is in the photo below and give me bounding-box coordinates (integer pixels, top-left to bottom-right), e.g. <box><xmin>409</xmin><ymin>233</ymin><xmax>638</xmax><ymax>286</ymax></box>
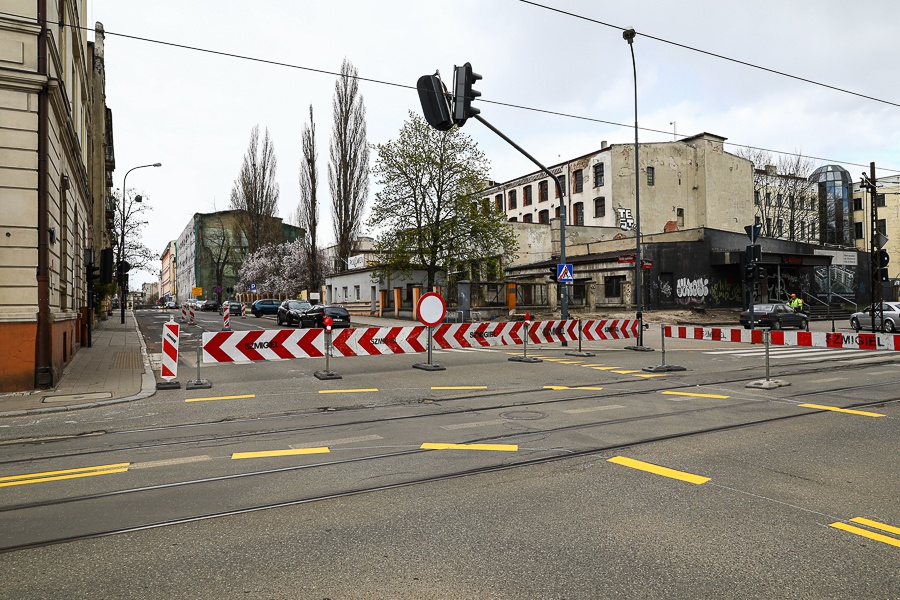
<box><xmin>87</xmin><ymin>0</ymin><xmax>900</xmax><ymax>290</ymax></box>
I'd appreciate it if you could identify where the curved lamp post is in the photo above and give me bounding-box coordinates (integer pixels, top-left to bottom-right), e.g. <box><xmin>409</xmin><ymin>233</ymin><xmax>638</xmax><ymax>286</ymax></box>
<box><xmin>120</xmin><ymin>162</ymin><xmax>161</xmax><ymax>323</ymax></box>
<box><xmin>623</xmin><ymin>28</ymin><xmax>650</xmax><ymax>350</ymax></box>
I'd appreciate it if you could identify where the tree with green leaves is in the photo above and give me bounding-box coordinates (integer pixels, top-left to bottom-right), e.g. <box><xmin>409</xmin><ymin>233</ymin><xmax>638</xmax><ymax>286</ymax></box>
<box><xmin>369</xmin><ymin>112</ymin><xmax>517</xmax><ymax>288</ymax></box>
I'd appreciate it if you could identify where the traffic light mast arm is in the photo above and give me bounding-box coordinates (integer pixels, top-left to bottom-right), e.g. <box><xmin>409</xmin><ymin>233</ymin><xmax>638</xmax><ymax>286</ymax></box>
<box><xmin>471</xmin><ymin>113</ymin><xmax>568</xmax><ymax>321</ymax></box>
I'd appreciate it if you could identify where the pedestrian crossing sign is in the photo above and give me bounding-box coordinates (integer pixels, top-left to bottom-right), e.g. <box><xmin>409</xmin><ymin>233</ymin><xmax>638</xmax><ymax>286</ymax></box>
<box><xmin>557</xmin><ymin>263</ymin><xmax>574</xmax><ymax>283</ymax></box>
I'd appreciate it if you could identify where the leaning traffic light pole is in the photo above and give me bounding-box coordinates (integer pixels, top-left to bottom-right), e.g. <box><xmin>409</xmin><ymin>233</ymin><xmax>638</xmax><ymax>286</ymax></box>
<box><xmin>416</xmin><ymin>63</ymin><xmax>569</xmax><ymax>323</ymax></box>
<box><xmin>862</xmin><ymin>162</ymin><xmax>886</xmax><ymax>333</ymax></box>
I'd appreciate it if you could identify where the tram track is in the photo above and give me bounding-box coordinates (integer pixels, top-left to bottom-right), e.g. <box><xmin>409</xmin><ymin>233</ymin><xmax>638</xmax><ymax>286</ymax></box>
<box><xmin>0</xmin><ymin>391</ymin><xmax>895</xmax><ymax>555</ymax></box>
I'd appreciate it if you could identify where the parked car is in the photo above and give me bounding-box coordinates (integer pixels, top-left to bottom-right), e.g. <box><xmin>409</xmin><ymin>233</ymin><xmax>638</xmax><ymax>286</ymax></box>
<box><xmin>251</xmin><ymin>298</ymin><xmax>281</xmax><ymax>317</ymax></box>
<box><xmin>298</xmin><ymin>305</ymin><xmax>351</xmax><ymax>329</ymax></box>
<box><xmin>740</xmin><ymin>303</ymin><xmax>808</xmax><ymax>330</ymax></box>
<box><xmin>219</xmin><ymin>301</ymin><xmax>243</xmax><ymax>316</ymax></box>
<box><xmin>850</xmin><ymin>302</ymin><xmax>900</xmax><ymax>332</ymax></box>
<box><xmin>201</xmin><ymin>299</ymin><xmax>219</xmax><ymax>312</ymax></box>
<box><xmin>164</xmin><ymin>300</ymin><xmax>177</xmax><ymax>309</ymax></box>
<box><xmin>277</xmin><ymin>300</ymin><xmax>312</xmax><ymax>326</ymax></box>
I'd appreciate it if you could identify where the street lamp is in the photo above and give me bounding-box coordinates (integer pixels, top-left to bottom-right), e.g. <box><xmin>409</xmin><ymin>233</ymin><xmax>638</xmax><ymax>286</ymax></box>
<box><xmin>623</xmin><ymin>28</ymin><xmax>651</xmax><ymax>351</ymax></box>
<box><xmin>120</xmin><ymin>162</ymin><xmax>161</xmax><ymax>323</ymax></box>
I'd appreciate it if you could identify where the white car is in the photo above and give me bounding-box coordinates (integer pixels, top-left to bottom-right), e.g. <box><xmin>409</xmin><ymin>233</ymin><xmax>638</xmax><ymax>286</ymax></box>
<box><xmin>164</xmin><ymin>300</ymin><xmax>177</xmax><ymax>309</ymax></box>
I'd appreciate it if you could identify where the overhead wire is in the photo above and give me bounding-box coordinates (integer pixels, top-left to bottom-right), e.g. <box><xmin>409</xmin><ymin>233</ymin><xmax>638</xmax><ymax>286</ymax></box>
<box><xmin>0</xmin><ymin>8</ymin><xmax>896</xmax><ymax>173</ymax></box>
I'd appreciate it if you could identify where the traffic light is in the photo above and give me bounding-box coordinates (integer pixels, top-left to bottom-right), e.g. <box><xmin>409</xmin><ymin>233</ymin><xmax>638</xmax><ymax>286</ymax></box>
<box><xmin>100</xmin><ymin>247</ymin><xmax>113</xmax><ymax>284</ymax></box>
<box><xmin>744</xmin><ymin>263</ymin><xmax>758</xmax><ymax>282</ymax></box>
<box><xmin>879</xmin><ymin>249</ymin><xmax>890</xmax><ymax>281</ymax></box>
<box><xmin>87</xmin><ymin>262</ymin><xmax>100</xmax><ymax>282</ymax></box>
<box><xmin>453</xmin><ymin>62</ymin><xmax>481</xmax><ymax>126</ymax></box>
<box><xmin>417</xmin><ymin>74</ymin><xmax>454</xmax><ymax>131</ymax></box>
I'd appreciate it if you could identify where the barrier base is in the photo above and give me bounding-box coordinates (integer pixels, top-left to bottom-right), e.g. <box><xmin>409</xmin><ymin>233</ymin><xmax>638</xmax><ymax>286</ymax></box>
<box><xmin>745</xmin><ymin>379</ymin><xmax>790</xmax><ymax>389</ymax></box>
<box><xmin>565</xmin><ymin>351</ymin><xmax>595</xmax><ymax>357</ymax></box>
<box><xmin>509</xmin><ymin>356</ymin><xmax>543</xmax><ymax>363</ymax></box>
<box><xmin>314</xmin><ymin>370</ymin><xmax>343</xmax><ymax>380</ymax></box>
<box><xmin>643</xmin><ymin>364</ymin><xmax>687</xmax><ymax>372</ymax></box>
<box><xmin>624</xmin><ymin>345</ymin><xmax>655</xmax><ymax>352</ymax></box>
<box><xmin>186</xmin><ymin>379</ymin><xmax>212</xmax><ymax>390</ymax></box>
<box><xmin>156</xmin><ymin>380</ymin><xmax>181</xmax><ymax>390</ymax></box>
<box><xmin>412</xmin><ymin>363</ymin><xmax>446</xmax><ymax>371</ymax></box>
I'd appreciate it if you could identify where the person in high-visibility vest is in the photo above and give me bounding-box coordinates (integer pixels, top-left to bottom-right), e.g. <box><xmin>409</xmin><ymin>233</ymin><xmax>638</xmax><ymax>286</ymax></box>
<box><xmin>789</xmin><ymin>293</ymin><xmax>805</xmax><ymax>312</ymax></box>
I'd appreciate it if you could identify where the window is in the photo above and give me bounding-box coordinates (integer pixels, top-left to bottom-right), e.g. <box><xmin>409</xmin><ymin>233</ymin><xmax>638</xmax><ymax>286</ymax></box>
<box><xmin>554</xmin><ymin>206</ymin><xmax>560</xmax><ymax>218</ymax></box>
<box><xmin>854</xmin><ymin>222</ymin><xmax>864</xmax><ymax>239</ymax></box>
<box><xmin>646</xmin><ymin>166</ymin><xmax>655</xmax><ymax>186</ymax></box>
<box><xmin>508</xmin><ymin>217</ymin><xmax>517</xmax><ymax>222</ymax></box>
<box><xmin>523</xmin><ymin>213</ymin><xmax>533</xmax><ymax>223</ymax></box>
<box><xmin>495</xmin><ymin>194</ymin><xmax>503</xmax><ymax>212</ymax></box>
<box><xmin>676</xmin><ymin>207</ymin><xmax>684</xmax><ymax>227</ymax></box>
<box><xmin>877</xmin><ymin>194</ymin><xmax>887</xmax><ymax>207</ymax></box>
<box><xmin>555</xmin><ymin>175</ymin><xmax>566</xmax><ymax>197</ymax></box>
<box><xmin>604</xmin><ymin>275</ymin><xmax>626</xmax><ymax>298</ymax></box>
<box><xmin>523</xmin><ymin>185</ymin><xmax>533</xmax><ymax>206</ymax></box>
<box><xmin>539</xmin><ymin>180</ymin><xmax>548</xmax><ymax>202</ymax></box>
<box><xmin>776</xmin><ymin>219</ymin><xmax>784</xmax><ymax>237</ymax></box>
<box><xmin>766</xmin><ymin>217</ymin><xmax>772</xmax><ymax>234</ymax></box>
<box><xmin>878</xmin><ymin>218</ymin><xmax>887</xmax><ymax>237</ymax></box>
<box><xmin>508</xmin><ymin>189</ymin><xmax>517</xmax><ymax>209</ymax></box>
<box><xmin>853</xmin><ymin>197</ymin><xmax>862</xmax><ymax>211</ymax></box>
<box><xmin>776</xmin><ymin>193</ymin><xmax>784</xmax><ymax>207</ymax></box>
<box><xmin>538</xmin><ymin>209</ymin><xmax>550</xmax><ymax>224</ymax></box>
<box><xmin>594</xmin><ymin>197</ymin><xmax>606</xmax><ymax>217</ymax></box>
<box><xmin>574</xmin><ymin>202</ymin><xmax>584</xmax><ymax>226</ymax></box>
<box><xmin>593</xmin><ymin>163</ymin><xmax>605</xmax><ymax>187</ymax></box>
<box><xmin>354</xmin><ymin>285</ymin><xmax>360</xmax><ymax>300</ymax></box>
<box><xmin>765</xmin><ymin>192</ymin><xmax>771</xmax><ymax>205</ymax></box>
<box><xmin>800</xmin><ymin>221</ymin><xmax>807</xmax><ymax>239</ymax></box>
<box><xmin>574</xmin><ymin>169</ymin><xmax>583</xmax><ymax>193</ymax></box>
<box><xmin>754</xmin><ymin>191</ymin><xmax>760</xmax><ymax>206</ymax></box>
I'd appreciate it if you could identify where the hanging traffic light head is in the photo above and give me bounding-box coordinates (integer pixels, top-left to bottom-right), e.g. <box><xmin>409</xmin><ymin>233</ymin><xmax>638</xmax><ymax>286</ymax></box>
<box><xmin>879</xmin><ymin>249</ymin><xmax>890</xmax><ymax>281</ymax></box>
<box><xmin>416</xmin><ymin>73</ymin><xmax>454</xmax><ymax>131</ymax></box>
<box><xmin>453</xmin><ymin>62</ymin><xmax>481</xmax><ymax>127</ymax></box>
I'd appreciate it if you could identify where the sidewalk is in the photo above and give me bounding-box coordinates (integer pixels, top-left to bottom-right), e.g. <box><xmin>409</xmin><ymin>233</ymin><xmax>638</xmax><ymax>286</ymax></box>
<box><xmin>0</xmin><ymin>312</ymin><xmax>156</xmax><ymax>417</ymax></box>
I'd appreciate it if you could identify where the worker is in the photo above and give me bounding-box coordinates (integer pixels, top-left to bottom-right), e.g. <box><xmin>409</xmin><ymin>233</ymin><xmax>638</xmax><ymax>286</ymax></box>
<box><xmin>789</xmin><ymin>293</ymin><xmax>804</xmax><ymax>312</ymax></box>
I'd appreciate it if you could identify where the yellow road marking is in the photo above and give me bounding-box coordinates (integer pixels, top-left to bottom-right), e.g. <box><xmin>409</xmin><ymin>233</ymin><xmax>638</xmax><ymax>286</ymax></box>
<box><xmin>851</xmin><ymin>517</ymin><xmax>900</xmax><ymax>535</ymax></box>
<box><xmin>431</xmin><ymin>386</ymin><xmax>488</xmax><ymax>390</ymax></box>
<box><xmin>829</xmin><ymin>522</ymin><xmax>900</xmax><ymax>547</ymax></box>
<box><xmin>607</xmin><ymin>456</ymin><xmax>709</xmax><ymax>485</ymax></box>
<box><xmin>543</xmin><ymin>386</ymin><xmax>604</xmax><ymax>391</ymax></box>
<box><xmin>580</xmin><ymin>364</ymin><xmax>609</xmax><ymax>367</ymax></box>
<box><xmin>0</xmin><ymin>462</ymin><xmax>130</xmax><ymax>488</ymax></box>
<box><xmin>556</xmin><ymin>360</ymin><xmax>585</xmax><ymax>364</ymax></box>
<box><xmin>232</xmin><ymin>447</ymin><xmax>330</xmax><ymax>459</ymax></box>
<box><xmin>318</xmin><ymin>388</ymin><xmax>378</xmax><ymax>394</ymax></box>
<box><xmin>799</xmin><ymin>403</ymin><xmax>885</xmax><ymax>417</ymax></box>
<box><xmin>589</xmin><ymin>366</ymin><xmax>622</xmax><ymax>370</ymax></box>
<box><xmin>663</xmin><ymin>391</ymin><xmax>730</xmax><ymax>399</ymax></box>
<box><xmin>611</xmin><ymin>370</ymin><xmax>642</xmax><ymax>374</ymax></box>
<box><xmin>633</xmin><ymin>373</ymin><xmax>668</xmax><ymax>378</ymax></box>
<box><xmin>421</xmin><ymin>443</ymin><xmax>518</xmax><ymax>451</ymax></box>
<box><xmin>185</xmin><ymin>394</ymin><xmax>256</xmax><ymax>403</ymax></box>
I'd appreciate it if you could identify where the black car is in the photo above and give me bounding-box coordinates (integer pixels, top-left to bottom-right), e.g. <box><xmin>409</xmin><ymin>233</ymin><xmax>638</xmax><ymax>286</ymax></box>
<box><xmin>201</xmin><ymin>299</ymin><xmax>220</xmax><ymax>312</ymax></box>
<box><xmin>277</xmin><ymin>300</ymin><xmax>312</xmax><ymax>326</ymax></box>
<box><xmin>298</xmin><ymin>305</ymin><xmax>351</xmax><ymax>329</ymax></box>
<box><xmin>219</xmin><ymin>301</ymin><xmax>243</xmax><ymax>316</ymax></box>
<box><xmin>251</xmin><ymin>298</ymin><xmax>281</xmax><ymax>317</ymax></box>
<box><xmin>740</xmin><ymin>303</ymin><xmax>808</xmax><ymax>330</ymax></box>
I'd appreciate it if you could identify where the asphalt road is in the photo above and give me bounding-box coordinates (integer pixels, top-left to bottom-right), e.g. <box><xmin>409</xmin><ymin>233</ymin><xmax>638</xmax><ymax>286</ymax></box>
<box><xmin>0</xmin><ymin>310</ymin><xmax>896</xmax><ymax>599</ymax></box>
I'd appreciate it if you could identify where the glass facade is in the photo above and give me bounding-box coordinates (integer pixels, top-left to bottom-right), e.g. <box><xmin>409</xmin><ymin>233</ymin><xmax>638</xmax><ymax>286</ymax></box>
<box><xmin>809</xmin><ymin>165</ymin><xmax>854</xmax><ymax>247</ymax></box>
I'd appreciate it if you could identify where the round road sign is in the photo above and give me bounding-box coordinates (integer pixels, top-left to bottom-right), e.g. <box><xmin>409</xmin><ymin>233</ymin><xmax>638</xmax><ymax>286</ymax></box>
<box><xmin>417</xmin><ymin>292</ymin><xmax>446</xmax><ymax>327</ymax></box>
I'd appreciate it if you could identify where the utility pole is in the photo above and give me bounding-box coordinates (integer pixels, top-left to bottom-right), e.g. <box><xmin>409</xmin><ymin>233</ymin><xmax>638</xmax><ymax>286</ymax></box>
<box><xmin>863</xmin><ymin>162</ymin><xmax>884</xmax><ymax>332</ymax></box>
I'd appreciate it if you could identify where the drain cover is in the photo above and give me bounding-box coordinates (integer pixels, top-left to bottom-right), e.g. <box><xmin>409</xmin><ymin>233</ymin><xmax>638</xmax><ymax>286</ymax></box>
<box><xmin>500</xmin><ymin>410</ymin><xmax>547</xmax><ymax>421</ymax></box>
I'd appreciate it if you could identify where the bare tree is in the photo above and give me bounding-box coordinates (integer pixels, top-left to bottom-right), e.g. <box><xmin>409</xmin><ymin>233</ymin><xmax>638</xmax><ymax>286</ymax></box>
<box><xmin>329</xmin><ymin>58</ymin><xmax>369</xmax><ymax>271</ymax></box>
<box><xmin>297</xmin><ymin>105</ymin><xmax>325</xmax><ymax>292</ymax></box>
<box><xmin>201</xmin><ymin>212</ymin><xmax>234</xmax><ymax>303</ymax></box>
<box><xmin>230</xmin><ymin>125</ymin><xmax>282</xmax><ymax>254</ymax></box>
<box><xmin>737</xmin><ymin>149</ymin><xmax>818</xmax><ymax>241</ymax></box>
<box><xmin>112</xmin><ymin>188</ymin><xmax>157</xmax><ymax>277</ymax></box>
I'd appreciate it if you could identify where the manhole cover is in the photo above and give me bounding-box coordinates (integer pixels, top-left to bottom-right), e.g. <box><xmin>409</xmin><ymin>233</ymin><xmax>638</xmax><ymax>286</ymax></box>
<box><xmin>500</xmin><ymin>410</ymin><xmax>547</xmax><ymax>421</ymax></box>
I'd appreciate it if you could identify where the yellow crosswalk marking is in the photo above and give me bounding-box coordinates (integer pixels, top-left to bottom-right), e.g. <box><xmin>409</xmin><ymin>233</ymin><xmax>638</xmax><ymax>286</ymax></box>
<box><xmin>421</xmin><ymin>443</ymin><xmax>518</xmax><ymax>451</ymax></box>
<box><xmin>608</xmin><ymin>456</ymin><xmax>709</xmax><ymax>484</ymax></box>
<box><xmin>799</xmin><ymin>404</ymin><xmax>885</xmax><ymax>417</ymax></box>
<box><xmin>232</xmin><ymin>448</ymin><xmax>330</xmax><ymax>459</ymax></box>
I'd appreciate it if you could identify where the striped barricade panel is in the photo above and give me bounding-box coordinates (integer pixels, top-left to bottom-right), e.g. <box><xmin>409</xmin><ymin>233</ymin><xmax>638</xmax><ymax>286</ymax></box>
<box><xmin>665</xmin><ymin>326</ymin><xmax>900</xmax><ymax>351</ymax></box>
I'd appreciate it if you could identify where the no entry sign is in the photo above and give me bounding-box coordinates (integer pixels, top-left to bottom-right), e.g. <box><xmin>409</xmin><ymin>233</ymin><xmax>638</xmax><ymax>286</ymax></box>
<box><xmin>417</xmin><ymin>292</ymin><xmax>446</xmax><ymax>327</ymax></box>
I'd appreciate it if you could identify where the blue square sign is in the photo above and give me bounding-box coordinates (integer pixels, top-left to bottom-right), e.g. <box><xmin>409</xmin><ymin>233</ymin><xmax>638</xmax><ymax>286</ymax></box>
<box><xmin>557</xmin><ymin>263</ymin><xmax>574</xmax><ymax>283</ymax></box>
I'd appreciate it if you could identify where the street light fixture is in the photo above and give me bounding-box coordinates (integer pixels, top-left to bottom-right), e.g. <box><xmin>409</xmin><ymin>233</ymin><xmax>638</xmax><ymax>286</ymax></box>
<box><xmin>120</xmin><ymin>162</ymin><xmax>161</xmax><ymax>323</ymax></box>
<box><xmin>623</xmin><ymin>28</ymin><xmax>651</xmax><ymax>351</ymax></box>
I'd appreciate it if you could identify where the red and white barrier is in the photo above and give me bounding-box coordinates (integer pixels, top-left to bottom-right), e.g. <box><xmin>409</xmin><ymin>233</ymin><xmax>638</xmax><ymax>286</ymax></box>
<box><xmin>181</xmin><ymin>304</ymin><xmax>187</xmax><ymax>322</ymax></box>
<box><xmin>189</xmin><ymin>304</ymin><xmax>195</xmax><ymax>325</ymax></box>
<box><xmin>240</xmin><ymin>303</ymin><xmax>247</xmax><ymax>318</ymax></box>
<box><xmin>161</xmin><ymin>321</ymin><xmax>180</xmax><ymax>380</ymax></box>
<box><xmin>223</xmin><ymin>303</ymin><xmax>231</xmax><ymax>330</ymax></box>
<box><xmin>665</xmin><ymin>325</ymin><xmax>900</xmax><ymax>351</ymax></box>
<box><xmin>201</xmin><ymin>319</ymin><xmax>639</xmax><ymax>364</ymax></box>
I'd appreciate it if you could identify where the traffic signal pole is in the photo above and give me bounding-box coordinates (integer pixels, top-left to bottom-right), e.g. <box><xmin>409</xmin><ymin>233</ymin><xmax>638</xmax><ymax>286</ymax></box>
<box><xmin>863</xmin><ymin>162</ymin><xmax>884</xmax><ymax>333</ymax></box>
<box><xmin>471</xmin><ymin>114</ymin><xmax>568</xmax><ymax>322</ymax></box>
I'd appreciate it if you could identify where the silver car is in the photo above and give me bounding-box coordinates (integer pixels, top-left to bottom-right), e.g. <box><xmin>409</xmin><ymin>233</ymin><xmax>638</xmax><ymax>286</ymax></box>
<box><xmin>850</xmin><ymin>302</ymin><xmax>900</xmax><ymax>332</ymax></box>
